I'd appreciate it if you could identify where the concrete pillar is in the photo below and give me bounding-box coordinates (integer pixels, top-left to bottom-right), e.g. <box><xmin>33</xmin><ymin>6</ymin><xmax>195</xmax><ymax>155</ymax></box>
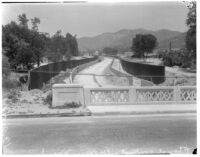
<box><xmin>84</xmin><ymin>88</ymin><xmax>91</xmax><ymax>106</ymax></box>
<box><xmin>52</xmin><ymin>84</ymin><xmax>84</xmax><ymax>107</ymax></box>
<box><xmin>174</xmin><ymin>86</ymin><xmax>181</xmax><ymax>102</ymax></box>
<box><xmin>129</xmin><ymin>87</ymin><xmax>137</xmax><ymax>104</ymax></box>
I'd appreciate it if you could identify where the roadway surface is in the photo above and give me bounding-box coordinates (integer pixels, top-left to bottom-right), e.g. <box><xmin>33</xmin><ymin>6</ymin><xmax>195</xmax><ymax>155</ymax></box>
<box><xmin>3</xmin><ymin>114</ymin><xmax>196</xmax><ymax>154</ymax></box>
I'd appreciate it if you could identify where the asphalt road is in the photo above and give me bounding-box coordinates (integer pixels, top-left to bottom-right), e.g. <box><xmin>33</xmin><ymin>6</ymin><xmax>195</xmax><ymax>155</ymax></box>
<box><xmin>3</xmin><ymin>114</ymin><xmax>197</xmax><ymax>154</ymax></box>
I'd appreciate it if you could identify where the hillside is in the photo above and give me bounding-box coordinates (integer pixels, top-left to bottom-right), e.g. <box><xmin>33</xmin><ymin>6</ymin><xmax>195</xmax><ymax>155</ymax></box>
<box><xmin>78</xmin><ymin>29</ymin><xmax>185</xmax><ymax>52</ymax></box>
<box><xmin>158</xmin><ymin>32</ymin><xmax>186</xmax><ymax>50</ymax></box>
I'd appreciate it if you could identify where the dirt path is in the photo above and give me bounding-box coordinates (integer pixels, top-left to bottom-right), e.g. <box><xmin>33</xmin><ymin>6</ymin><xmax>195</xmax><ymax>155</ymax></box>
<box><xmin>73</xmin><ymin>57</ymin><xmax>113</xmax><ymax>87</ymax></box>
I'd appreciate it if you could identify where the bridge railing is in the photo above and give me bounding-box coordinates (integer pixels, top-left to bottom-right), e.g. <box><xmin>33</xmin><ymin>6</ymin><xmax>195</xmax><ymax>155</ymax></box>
<box><xmin>52</xmin><ymin>84</ymin><xmax>196</xmax><ymax>107</ymax></box>
<box><xmin>84</xmin><ymin>86</ymin><xmax>196</xmax><ymax>105</ymax></box>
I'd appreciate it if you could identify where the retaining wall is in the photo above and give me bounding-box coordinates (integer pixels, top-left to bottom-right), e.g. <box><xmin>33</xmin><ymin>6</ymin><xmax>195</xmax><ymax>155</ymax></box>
<box><xmin>120</xmin><ymin>58</ymin><xmax>165</xmax><ymax>84</ymax></box>
<box><xmin>29</xmin><ymin>57</ymin><xmax>98</xmax><ymax>89</ymax></box>
<box><xmin>110</xmin><ymin>59</ymin><xmax>154</xmax><ymax>86</ymax></box>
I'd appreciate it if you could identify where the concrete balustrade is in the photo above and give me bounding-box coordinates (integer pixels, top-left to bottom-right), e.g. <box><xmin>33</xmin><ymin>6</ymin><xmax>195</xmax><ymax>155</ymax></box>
<box><xmin>52</xmin><ymin>84</ymin><xmax>196</xmax><ymax>107</ymax></box>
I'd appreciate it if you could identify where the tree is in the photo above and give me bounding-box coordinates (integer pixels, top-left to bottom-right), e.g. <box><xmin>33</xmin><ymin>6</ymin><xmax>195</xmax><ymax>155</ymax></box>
<box><xmin>102</xmin><ymin>47</ymin><xmax>118</xmax><ymax>56</ymax></box>
<box><xmin>31</xmin><ymin>17</ymin><xmax>40</xmax><ymax>31</ymax></box>
<box><xmin>3</xmin><ymin>14</ymin><xmax>46</xmax><ymax>69</ymax></box>
<box><xmin>18</xmin><ymin>14</ymin><xmax>29</xmax><ymax>28</ymax></box>
<box><xmin>66</xmin><ymin>33</ymin><xmax>79</xmax><ymax>57</ymax></box>
<box><xmin>131</xmin><ymin>34</ymin><xmax>157</xmax><ymax>59</ymax></box>
<box><xmin>48</xmin><ymin>30</ymin><xmax>67</xmax><ymax>61</ymax></box>
<box><xmin>31</xmin><ymin>31</ymin><xmax>47</xmax><ymax>67</ymax></box>
<box><xmin>3</xmin><ymin>13</ymin><xmax>80</xmax><ymax>68</ymax></box>
<box><xmin>2</xmin><ymin>22</ymin><xmax>24</xmax><ymax>68</ymax></box>
<box><xmin>15</xmin><ymin>40</ymin><xmax>35</xmax><ymax>69</ymax></box>
<box><xmin>47</xmin><ymin>31</ymin><xmax>79</xmax><ymax>61</ymax></box>
<box><xmin>185</xmin><ymin>1</ymin><xmax>196</xmax><ymax>59</ymax></box>
<box><xmin>71</xmin><ymin>35</ymin><xmax>79</xmax><ymax>56</ymax></box>
<box><xmin>2</xmin><ymin>25</ymin><xmax>33</xmax><ymax>69</ymax></box>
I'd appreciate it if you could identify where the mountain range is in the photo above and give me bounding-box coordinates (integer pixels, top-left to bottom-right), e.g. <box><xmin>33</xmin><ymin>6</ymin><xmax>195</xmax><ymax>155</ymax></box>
<box><xmin>77</xmin><ymin>28</ymin><xmax>186</xmax><ymax>52</ymax></box>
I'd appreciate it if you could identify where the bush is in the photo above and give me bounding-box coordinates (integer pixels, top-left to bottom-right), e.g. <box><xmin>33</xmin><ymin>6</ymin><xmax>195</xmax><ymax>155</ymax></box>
<box><xmin>158</xmin><ymin>49</ymin><xmax>195</xmax><ymax>68</ymax></box>
<box><xmin>44</xmin><ymin>91</ymin><xmax>52</xmax><ymax>107</ymax></box>
<box><xmin>51</xmin><ymin>101</ymin><xmax>82</xmax><ymax>109</ymax></box>
<box><xmin>63</xmin><ymin>101</ymin><xmax>82</xmax><ymax>108</ymax></box>
<box><xmin>19</xmin><ymin>75</ymin><xmax>28</xmax><ymax>84</ymax></box>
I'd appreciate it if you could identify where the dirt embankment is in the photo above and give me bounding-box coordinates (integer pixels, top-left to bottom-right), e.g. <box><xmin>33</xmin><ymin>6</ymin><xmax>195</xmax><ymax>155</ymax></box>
<box><xmin>2</xmin><ymin>70</ymin><xmax>89</xmax><ymax>116</ymax></box>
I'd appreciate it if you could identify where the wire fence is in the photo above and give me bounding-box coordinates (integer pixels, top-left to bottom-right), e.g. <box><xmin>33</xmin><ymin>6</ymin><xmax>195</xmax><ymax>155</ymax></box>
<box><xmin>3</xmin><ymin>67</ymin><xmax>196</xmax><ymax>78</ymax></box>
<box><xmin>2</xmin><ymin>67</ymin><xmax>196</xmax><ymax>91</ymax></box>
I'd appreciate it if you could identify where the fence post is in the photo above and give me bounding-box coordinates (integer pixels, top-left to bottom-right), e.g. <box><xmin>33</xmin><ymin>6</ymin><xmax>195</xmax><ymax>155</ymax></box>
<box><xmin>28</xmin><ymin>70</ymin><xmax>30</xmax><ymax>90</ymax></box>
<box><xmin>69</xmin><ymin>72</ymin><xmax>72</xmax><ymax>83</ymax></box>
<box><xmin>50</xmin><ymin>71</ymin><xmax>52</xmax><ymax>87</ymax></box>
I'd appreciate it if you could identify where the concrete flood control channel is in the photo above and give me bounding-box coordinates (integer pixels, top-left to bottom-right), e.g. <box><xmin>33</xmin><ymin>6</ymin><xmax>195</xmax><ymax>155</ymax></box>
<box><xmin>73</xmin><ymin>57</ymin><xmax>113</xmax><ymax>87</ymax></box>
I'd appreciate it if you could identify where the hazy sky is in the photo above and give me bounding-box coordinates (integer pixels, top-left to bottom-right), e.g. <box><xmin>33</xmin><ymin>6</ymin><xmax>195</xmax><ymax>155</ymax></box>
<box><xmin>2</xmin><ymin>2</ymin><xmax>189</xmax><ymax>38</ymax></box>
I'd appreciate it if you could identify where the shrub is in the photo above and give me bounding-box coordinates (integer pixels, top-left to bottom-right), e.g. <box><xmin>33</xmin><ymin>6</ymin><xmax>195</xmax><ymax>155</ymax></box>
<box><xmin>158</xmin><ymin>49</ymin><xmax>195</xmax><ymax>68</ymax></box>
<box><xmin>19</xmin><ymin>75</ymin><xmax>28</xmax><ymax>84</ymax></box>
<box><xmin>51</xmin><ymin>101</ymin><xmax>82</xmax><ymax>109</ymax></box>
<box><xmin>44</xmin><ymin>91</ymin><xmax>52</xmax><ymax>107</ymax></box>
<box><xmin>63</xmin><ymin>101</ymin><xmax>82</xmax><ymax>108</ymax></box>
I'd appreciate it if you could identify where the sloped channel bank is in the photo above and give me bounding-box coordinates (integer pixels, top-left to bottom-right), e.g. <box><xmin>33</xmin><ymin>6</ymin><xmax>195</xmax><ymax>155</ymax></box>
<box><xmin>120</xmin><ymin>57</ymin><xmax>165</xmax><ymax>84</ymax></box>
<box><xmin>29</xmin><ymin>56</ymin><xmax>98</xmax><ymax>89</ymax></box>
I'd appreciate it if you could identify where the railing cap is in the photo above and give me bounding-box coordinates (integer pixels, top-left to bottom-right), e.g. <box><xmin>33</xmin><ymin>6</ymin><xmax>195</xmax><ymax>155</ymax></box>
<box><xmin>53</xmin><ymin>84</ymin><xmax>83</xmax><ymax>88</ymax></box>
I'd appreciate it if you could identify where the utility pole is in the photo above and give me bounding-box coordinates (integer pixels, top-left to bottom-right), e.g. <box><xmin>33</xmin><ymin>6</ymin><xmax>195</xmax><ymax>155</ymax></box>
<box><xmin>169</xmin><ymin>41</ymin><xmax>172</xmax><ymax>52</ymax></box>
